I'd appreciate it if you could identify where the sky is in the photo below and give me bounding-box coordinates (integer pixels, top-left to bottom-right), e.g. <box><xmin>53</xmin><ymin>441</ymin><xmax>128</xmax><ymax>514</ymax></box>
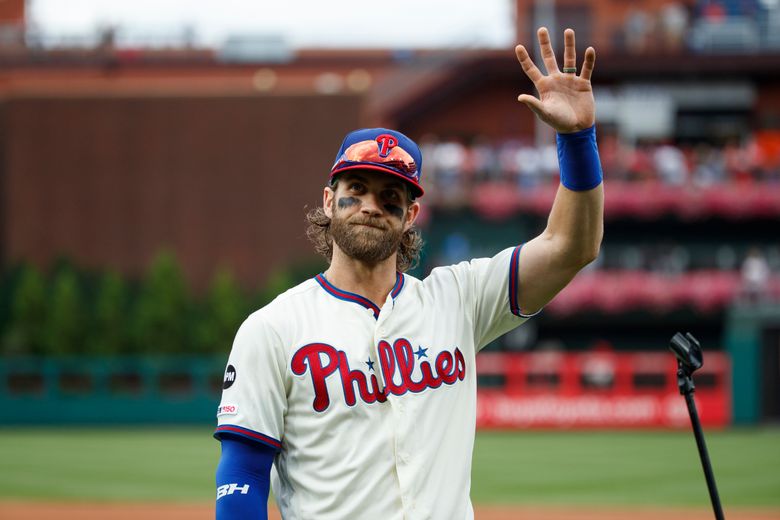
<box><xmin>28</xmin><ymin>0</ymin><xmax>516</xmax><ymax>49</ymax></box>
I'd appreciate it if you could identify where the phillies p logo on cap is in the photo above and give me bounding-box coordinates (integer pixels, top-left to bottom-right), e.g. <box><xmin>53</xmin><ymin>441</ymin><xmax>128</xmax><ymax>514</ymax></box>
<box><xmin>330</xmin><ymin>128</ymin><xmax>424</xmax><ymax>198</ymax></box>
<box><xmin>376</xmin><ymin>134</ymin><xmax>398</xmax><ymax>157</ymax></box>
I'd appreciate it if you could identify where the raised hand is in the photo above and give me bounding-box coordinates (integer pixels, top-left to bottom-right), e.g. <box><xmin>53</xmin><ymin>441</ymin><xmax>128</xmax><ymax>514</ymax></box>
<box><xmin>515</xmin><ymin>27</ymin><xmax>596</xmax><ymax>134</ymax></box>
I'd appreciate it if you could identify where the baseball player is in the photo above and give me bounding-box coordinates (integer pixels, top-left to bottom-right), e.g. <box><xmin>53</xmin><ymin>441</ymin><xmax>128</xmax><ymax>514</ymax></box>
<box><xmin>215</xmin><ymin>27</ymin><xmax>603</xmax><ymax>519</ymax></box>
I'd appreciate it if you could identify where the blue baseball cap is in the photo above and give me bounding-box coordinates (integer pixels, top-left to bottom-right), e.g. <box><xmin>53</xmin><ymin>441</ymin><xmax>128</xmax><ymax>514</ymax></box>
<box><xmin>330</xmin><ymin>128</ymin><xmax>424</xmax><ymax>198</ymax></box>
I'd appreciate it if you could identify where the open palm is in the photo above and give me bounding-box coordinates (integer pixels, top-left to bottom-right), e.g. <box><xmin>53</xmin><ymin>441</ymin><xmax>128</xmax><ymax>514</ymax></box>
<box><xmin>515</xmin><ymin>27</ymin><xmax>596</xmax><ymax>133</ymax></box>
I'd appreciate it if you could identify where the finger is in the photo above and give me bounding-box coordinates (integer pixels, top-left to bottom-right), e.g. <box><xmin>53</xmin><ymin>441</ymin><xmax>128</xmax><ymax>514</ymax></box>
<box><xmin>563</xmin><ymin>28</ymin><xmax>576</xmax><ymax>73</ymax></box>
<box><xmin>537</xmin><ymin>27</ymin><xmax>558</xmax><ymax>75</ymax></box>
<box><xmin>515</xmin><ymin>44</ymin><xmax>543</xmax><ymax>84</ymax></box>
<box><xmin>517</xmin><ymin>94</ymin><xmax>547</xmax><ymax>119</ymax></box>
<box><xmin>580</xmin><ymin>46</ymin><xmax>596</xmax><ymax>81</ymax></box>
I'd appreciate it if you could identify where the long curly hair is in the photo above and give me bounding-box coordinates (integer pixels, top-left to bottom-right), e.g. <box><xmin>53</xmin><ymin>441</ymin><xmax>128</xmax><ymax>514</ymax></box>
<box><xmin>305</xmin><ymin>205</ymin><xmax>423</xmax><ymax>273</ymax></box>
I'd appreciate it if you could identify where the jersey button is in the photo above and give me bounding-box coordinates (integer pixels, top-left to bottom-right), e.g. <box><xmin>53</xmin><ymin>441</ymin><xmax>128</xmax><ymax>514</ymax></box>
<box><xmin>378</xmin><ymin>327</ymin><xmax>387</xmax><ymax>336</ymax></box>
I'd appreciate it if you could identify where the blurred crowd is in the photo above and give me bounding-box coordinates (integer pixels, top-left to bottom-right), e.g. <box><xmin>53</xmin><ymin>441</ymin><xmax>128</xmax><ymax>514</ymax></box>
<box><xmin>419</xmin><ymin>126</ymin><xmax>780</xmax><ymax>312</ymax></box>
<box><xmin>599</xmin><ymin>133</ymin><xmax>780</xmax><ymax>186</ymax></box>
<box><xmin>623</xmin><ymin>1</ymin><xmax>690</xmax><ymax>53</ymax></box>
<box><xmin>429</xmin><ymin>233</ymin><xmax>780</xmax><ymax>313</ymax></box>
<box><xmin>434</xmin><ymin>231</ymin><xmax>779</xmax><ymax>277</ymax></box>
<box><xmin>621</xmin><ymin>0</ymin><xmax>780</xmax><ymax>54</ymax></box>
<box><xmin>420</xmin><ymin>130</ymin><xmax>780</xmax><ymax>199</ymax></box>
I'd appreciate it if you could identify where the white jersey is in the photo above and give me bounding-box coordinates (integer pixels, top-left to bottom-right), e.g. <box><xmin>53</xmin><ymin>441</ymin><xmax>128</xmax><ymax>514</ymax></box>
<box><xmin>215</xmin><ymin>245</ymin><xmax>532</xmax><ymax>520</ymax></box>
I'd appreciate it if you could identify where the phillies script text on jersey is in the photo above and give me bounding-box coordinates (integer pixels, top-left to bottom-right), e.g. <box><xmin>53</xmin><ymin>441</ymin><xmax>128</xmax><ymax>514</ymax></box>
<box><xmin>291</xmin><ymin>337</ymin><xmax>466</xmax><ymax>412</ymax></box>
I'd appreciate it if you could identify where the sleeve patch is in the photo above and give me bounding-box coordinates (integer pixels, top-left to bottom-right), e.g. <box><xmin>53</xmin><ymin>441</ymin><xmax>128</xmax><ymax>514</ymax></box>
<box><xmin>217</xmin><ymin>404</ymin><xmax>239</xmax><ymax>417</ymax></box>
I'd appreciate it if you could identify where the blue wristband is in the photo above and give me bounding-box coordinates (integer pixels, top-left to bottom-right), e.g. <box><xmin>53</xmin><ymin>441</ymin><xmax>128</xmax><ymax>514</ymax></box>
<box><xmin>556</xmin><ymin>125</ymin><xmax>603</xmax><ymax>191</ymax></box>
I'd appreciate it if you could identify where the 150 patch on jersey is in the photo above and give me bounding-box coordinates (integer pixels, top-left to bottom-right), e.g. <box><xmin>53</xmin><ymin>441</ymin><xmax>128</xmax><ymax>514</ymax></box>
<box><xmin>217</xmin><ymin>404</ymin><xmax>238</xmax><ymax>416</ymax></box>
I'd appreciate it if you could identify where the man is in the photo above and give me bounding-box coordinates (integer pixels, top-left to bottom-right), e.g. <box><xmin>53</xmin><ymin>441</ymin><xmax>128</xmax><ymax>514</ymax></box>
<box><xmin>215</xmin><ymin>27</ymin><xmax>603</xmax><ymax>519</ymax></box>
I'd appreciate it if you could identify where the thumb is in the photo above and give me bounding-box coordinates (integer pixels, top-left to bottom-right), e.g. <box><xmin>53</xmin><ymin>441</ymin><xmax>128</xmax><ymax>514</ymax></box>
<box><xmin>517</xmin><ymin>94</ymin><xmax>546</xmax><ymax>119</ymax></box>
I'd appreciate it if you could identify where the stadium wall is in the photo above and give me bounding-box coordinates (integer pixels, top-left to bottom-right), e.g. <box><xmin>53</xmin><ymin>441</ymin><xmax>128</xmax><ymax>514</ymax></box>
<box><xmin>0</xmin><ymin>352</ymin><xmax>732</xmax><ymax>427</ymax></box>
<box><xmin>0</xmin><ymin>94</ymin><xmax>361</xmax><ymax>291</ymax></box>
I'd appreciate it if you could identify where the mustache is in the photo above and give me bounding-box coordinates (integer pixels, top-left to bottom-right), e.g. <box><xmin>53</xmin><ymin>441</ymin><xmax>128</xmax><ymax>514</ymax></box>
<box><xmin>348</xmin><ymin>216</ymin><xmax>388</xmax><ymax>230</ymax></box>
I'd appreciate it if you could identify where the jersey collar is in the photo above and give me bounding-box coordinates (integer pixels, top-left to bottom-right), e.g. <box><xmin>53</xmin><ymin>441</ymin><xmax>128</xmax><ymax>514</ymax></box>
<box><xmin>315</xmin><ymin>272</ymin><xmax>405</xmax><ymax>319</ymax></box>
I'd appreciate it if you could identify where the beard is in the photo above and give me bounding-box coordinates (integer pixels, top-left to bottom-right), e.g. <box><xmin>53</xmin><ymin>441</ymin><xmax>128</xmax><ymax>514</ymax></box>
<box><xmin>330</xmin><ymin>210</ymin><xmax>404</xmax><ymax>265</ymax></box>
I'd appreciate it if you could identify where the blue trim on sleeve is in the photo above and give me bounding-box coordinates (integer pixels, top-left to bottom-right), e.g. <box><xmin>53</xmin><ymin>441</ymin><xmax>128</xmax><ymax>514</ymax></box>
<box><xmin>556</xmin><ymin>125</ymin><xmax>603</xmax><ymax>192</ymax></box>
<box><xmin>508</xmin><ymin>245</ymin><xmax>541</xmax><ymax>319</ymax></box>
<box><xmin>214</xmin><ymin>424</ymin><xmax>282</xmax><ymax>451</ymax></box>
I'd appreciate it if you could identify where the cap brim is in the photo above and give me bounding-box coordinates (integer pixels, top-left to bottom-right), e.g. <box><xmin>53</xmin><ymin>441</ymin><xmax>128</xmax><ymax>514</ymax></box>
<box><xmin>330</xmin><ymin>164</ymin><xmax>424</xmax><ymax>198</ymax></box>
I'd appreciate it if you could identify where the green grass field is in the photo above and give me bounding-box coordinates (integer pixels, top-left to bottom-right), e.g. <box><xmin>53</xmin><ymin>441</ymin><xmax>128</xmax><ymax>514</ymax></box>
<box><xmin>0</xmin><ymin>427</ymin><xmax>778</xmax><ymax>507</ymax></box>
<box><xmin>472</xmin><ymin>429</ymin><xmax>780</xmax><ymax>507</ymax></box>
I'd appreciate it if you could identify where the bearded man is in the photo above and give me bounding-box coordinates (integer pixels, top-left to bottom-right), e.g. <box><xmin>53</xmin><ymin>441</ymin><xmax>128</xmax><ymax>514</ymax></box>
<box><xmin>215</xmin><ymin>27</ymin><xmax>603</xmax><ymax>520</ymax></box>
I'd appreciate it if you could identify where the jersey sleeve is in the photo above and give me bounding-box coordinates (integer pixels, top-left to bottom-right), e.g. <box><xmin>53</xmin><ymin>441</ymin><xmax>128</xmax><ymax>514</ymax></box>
<box><xmin>430</xmin><ymin>245</ymin><xmax>536</xmax><ymax>351</ymax></box>
<box><xmin>214</xmin><ymin>312</ymin><xmax>288</xmax><ymax>451</ymax></box>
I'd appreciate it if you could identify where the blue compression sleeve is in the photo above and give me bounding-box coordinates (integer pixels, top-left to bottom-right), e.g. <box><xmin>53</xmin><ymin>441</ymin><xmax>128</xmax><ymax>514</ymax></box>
<box><xmin>215</xmin><ymin>435</ymin><xmax>275</xmax><ymax>519</ymax></box>
<box><xmin>556</xmin><ymin>125</ymin><xmax>603</xmax><ymax>191</ymax></box>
